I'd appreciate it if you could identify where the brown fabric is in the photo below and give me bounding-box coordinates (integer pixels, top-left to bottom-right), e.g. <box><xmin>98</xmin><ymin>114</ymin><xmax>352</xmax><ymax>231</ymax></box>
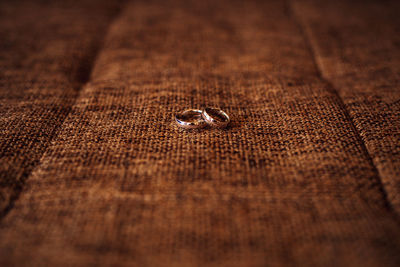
<box><xmin>1</xmin><ymin>0</ymin><xmax>400</xmax><ymax>266</ymax></box>
<box><xmin>292</xmin><ymin>0</ymin><xmax>400</xmax><ymax>213</ymax></box>
<box><xmin>0</xmin><ymin>0</ymin><xmax>124</xmax><ymax>212</ymax></box>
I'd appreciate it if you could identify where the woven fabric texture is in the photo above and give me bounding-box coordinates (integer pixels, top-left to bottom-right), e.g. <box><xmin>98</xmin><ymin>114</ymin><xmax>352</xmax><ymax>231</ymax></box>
<box><xmin>0</xmin><ymin>0</ymin><xmax>399</xmax><ymax>266</ymax></box>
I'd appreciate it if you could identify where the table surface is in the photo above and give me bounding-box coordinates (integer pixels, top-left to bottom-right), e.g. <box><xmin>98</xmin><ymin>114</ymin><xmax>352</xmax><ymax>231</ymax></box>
<box><xmin>0</xmin><ymin>0</ymin><xmax>400</xmax><ymax>266</ymax></box>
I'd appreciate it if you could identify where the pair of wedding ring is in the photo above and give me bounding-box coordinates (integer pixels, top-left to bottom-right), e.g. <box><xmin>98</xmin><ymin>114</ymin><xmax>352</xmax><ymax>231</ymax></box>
<box><xmin>175</xmin><ymin>107</ymin><xmax>230</xmax><ymax>129</ymax></box>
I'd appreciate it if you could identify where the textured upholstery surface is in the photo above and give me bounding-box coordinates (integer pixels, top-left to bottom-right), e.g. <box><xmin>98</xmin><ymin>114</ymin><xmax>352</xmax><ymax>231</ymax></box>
<box><xmin>0</xmin><ymin>0</ymin><xmax>399</xmax><ymax>266</ymax></box>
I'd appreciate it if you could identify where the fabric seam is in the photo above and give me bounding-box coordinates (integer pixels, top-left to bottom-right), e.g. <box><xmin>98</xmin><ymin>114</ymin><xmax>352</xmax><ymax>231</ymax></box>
<box><xmin>0</xmin><ymin>1</ymin><xmax>128</xmax><ymax>221</ymax></box>
<box><xmin>286</xmin><ymin>0</ymin><xmax>399</xmax><ymax>219</ymax></box>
